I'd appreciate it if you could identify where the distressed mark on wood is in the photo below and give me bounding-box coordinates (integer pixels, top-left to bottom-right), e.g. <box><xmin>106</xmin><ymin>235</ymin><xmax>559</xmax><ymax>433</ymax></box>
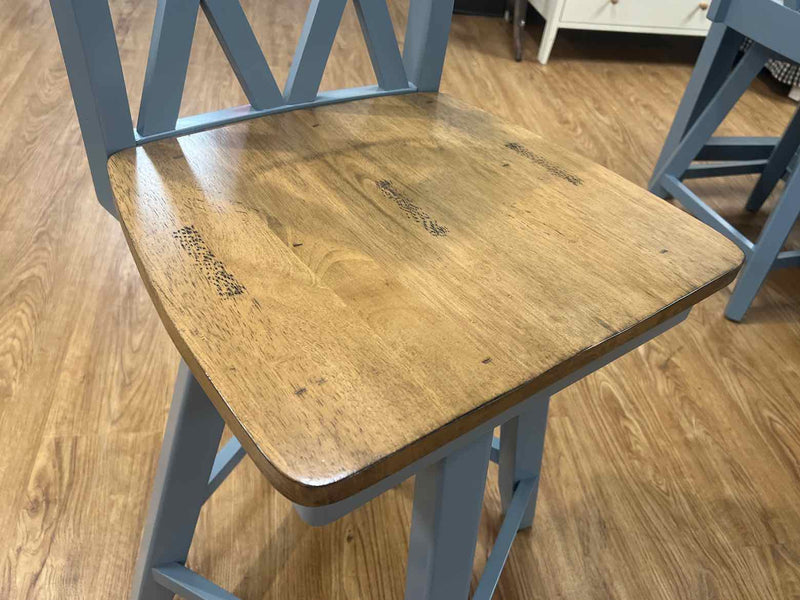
<box><xmin>172</xmin><ymin>225</ymin><xmax>246</xmax><ymax>297</ymax></box>
<box><xmin>505</xmin><ymin>142</ymin><xmax>583</xmax><ymax>186</ymax></box>
<box><xmin>376</xmin><ymin>179</ymin><xmax>448</xmax><ymax>236</ymax></box>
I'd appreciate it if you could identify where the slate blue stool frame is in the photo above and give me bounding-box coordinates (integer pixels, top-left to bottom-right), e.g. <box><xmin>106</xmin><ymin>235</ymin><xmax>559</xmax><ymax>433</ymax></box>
<box><xmin>649</xmin><ymin>0</ymin><xmax>800</xmax><ymax>322</ymax></box>
<box><xmin>48</xmin><ymin>0</ymin><xmax>698</xmax><ymax>598</ymax></box>
<box><xmin>126</xmin><ymin>312</ymin><xmax>687</xmax><ymax>600</ymax></box>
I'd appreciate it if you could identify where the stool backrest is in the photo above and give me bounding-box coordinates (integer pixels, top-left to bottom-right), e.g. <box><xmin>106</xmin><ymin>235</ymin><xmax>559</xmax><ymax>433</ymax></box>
<box><xmin>48</xmin><ymin>0</ymin><xmax>455</xmax><ymax>214</ymax></box>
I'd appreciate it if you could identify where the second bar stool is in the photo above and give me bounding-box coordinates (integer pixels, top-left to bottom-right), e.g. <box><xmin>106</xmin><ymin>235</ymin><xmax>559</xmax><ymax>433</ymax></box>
<box><xmin>650</xmin><ymin>0</ymin><xmax>800</xmax><ymax>321</ymax></box>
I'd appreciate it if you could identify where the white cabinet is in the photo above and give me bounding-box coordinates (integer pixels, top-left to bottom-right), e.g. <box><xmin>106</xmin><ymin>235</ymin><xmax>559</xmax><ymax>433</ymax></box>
<box><xmin>524</xmin><ymin>0</ymin><xmax>712</xmax><ymax>64</ymax></box>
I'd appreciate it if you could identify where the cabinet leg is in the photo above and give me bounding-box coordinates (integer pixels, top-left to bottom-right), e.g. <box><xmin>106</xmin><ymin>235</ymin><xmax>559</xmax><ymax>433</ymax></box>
<box><xmin>538</xmin><ymin>18</ymin><xmax>558</xmax><ymax>64</ymax></box>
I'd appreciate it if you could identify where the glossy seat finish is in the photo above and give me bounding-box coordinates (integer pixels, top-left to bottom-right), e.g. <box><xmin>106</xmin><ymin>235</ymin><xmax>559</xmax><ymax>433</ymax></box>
<box><xmin>108</xmin><ymin>92</ymin><xmax>743</xmax><ymax>506</ymax></box>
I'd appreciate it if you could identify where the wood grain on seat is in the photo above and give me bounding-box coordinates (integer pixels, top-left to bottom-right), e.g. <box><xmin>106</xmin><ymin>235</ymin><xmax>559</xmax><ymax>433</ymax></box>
<box><xmin>108</xmin><ymin>93</ymin><xmax>742</xmax><ymax>506</ymax></box>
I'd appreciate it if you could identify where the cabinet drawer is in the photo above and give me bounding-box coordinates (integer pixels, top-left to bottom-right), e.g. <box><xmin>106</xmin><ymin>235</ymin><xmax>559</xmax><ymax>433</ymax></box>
<box><xmin>561</xmin><ymin>0</ymin><xmax>712</xmax><ymax>31</ymax></box>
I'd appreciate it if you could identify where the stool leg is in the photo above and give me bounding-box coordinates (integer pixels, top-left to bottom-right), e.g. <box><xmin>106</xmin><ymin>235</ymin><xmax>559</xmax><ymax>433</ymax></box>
<box><xmin>726</xmin><ymin>171</ymin><xmax>800</xmax><ymax>322</ymax></box>
<box><xmin>746</xmin><ymin>105</ymin><xmax>800</xmax><ymax>213</ymax></box>
<box><xmin>404</xmin><ymin>433</ymin><xmax>493</xmax><ymax>600</ymax></box>
<box><xmin>649</xmin><ymin>23</ymin><xmax>744</xmax><ymax>196</ymax></box>
<box><xmin>129</xmin><ymin>360</ymin><xmax>226</xmax><ymax>600</ymax></box>
<box><xmin>498</xmin><ymin>397</ymin><xmax>549</xmax><ymax>530</ymax></box>
<box><xmin>513</xmin><ymin>0</ymin><xmax>525</xmax><ymax>61</ymax></box>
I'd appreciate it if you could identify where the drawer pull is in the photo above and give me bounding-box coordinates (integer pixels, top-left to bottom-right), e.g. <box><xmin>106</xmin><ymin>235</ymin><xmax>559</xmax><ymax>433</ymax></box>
<box><xmin>610</xmin><ymin>0</ymin><xmax>619</xmax><ymax>4</ymax></box>
<box><xmin>698</xmin><ymin>1</ymin><xmax>709</xmax><ymax>8</ymax></box>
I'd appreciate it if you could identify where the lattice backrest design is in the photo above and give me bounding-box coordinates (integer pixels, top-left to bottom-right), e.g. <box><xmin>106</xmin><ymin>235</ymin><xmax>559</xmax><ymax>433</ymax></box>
<box><xmin>48</xmin><ymin>0</ymin><xmax>455</xmax><ymax>214</ymax></box>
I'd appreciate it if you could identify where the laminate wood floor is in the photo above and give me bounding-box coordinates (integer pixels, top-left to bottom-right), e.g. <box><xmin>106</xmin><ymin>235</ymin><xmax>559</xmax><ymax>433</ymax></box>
<box><xmin>2</xmin><ymin>1</ymin><xmax>799</xmax><ymax>598</ymax></box>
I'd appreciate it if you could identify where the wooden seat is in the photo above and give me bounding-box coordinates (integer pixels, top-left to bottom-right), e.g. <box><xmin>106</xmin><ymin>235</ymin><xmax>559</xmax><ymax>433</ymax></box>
<box><xmin>108</xmin><ymin>92</ymin><xmax>742</xmax><ymax>506</ymax></box>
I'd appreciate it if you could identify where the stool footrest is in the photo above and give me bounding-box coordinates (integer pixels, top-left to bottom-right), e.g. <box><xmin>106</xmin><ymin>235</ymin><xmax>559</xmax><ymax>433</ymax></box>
<box><xmin>473</xmin><ymin>476</ymin><xmax>538</xmax><ymax>600</ymax></box>
<box><xmin>773</xmin><ymin>249</ymin><xmax>800</xmax><ymax>270</ymax></box>
<box><xmin>684</xmin><ymin>159</ymin><xmax>768</xmax><ymax>179</ymax></box>
<box><xmin>152</xmin><ymin>563</ymin><xmax>240</xmax><ymax>600</ymax></box>
<box><xmin>696</xmin><ymin>136</ymin><xmax>779</xmax><ymax>162</ymax></box>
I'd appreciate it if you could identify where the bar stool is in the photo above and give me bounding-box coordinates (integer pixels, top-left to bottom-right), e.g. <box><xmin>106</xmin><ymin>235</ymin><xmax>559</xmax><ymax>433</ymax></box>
<box><xmin>47</xmin><ymin>0</ymin><xmax>741</xmax><ymax>598</ymax></box>
<box><xmin>650</xmin><ymin>0</ymin><xmax>800</xmax><ymax>322</ymax></box>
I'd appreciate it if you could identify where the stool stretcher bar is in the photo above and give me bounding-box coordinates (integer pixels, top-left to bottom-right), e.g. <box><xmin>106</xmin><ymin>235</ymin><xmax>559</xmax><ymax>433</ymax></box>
<box><xmin>661</xmin><ymin>175</ymin><xmax>755</xmax><ymax>255</ymax></box>
<box><xmin>683</xmin><ymin>159</ymin><xmax>768</xmax><ymax>179</ymax></box>
<box><xmin>660</xmin><ymin>174</ymin><xmax>800</xmax><ymax>280</ymax></box>
<box><xmin>473</xmin><ymin>476</ymin><xmax>538</xmax><ymax>600</ymax></box>
<box><xmin>152</xmin><ymin>563</ymin><xmax>239</xmax><ymax>600</ymax></box>
<box><xmin>695</xmin><ymin>136</ymin><xmax>779</xmax><ymax>162</ymax></box>
<box><xmin>205</xmin><ymin>437</ymin><xmax>246</xmax><ymax>503</ymax></box>
<box><xmin>773</xmin><ymin>249</ymin><xmax>800</xmax><ymax>270</ymax></box>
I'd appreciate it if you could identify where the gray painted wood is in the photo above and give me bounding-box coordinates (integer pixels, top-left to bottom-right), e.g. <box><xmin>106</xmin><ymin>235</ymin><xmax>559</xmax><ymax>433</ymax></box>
<box><xmin>130</xmin><ymin>307</ymin><xmax>688</xmax><ymax>599</ymax></box>
<box><xmin>201</xmin><ymin>0</ymin><xmax>283</xmax><ymax>109</ymax></box>
<box><xmin>650</xmin><ymin>0</ymin><xmax>800</xmax><ymax>320</ymax></box>
<box><xmin>136</xmin><ymin>0</ymin><xmax>201</xmax><ymax>136</ymax></box>
<box><xmin>50</xmin><ymin>0</ymin><xmax>446</xmax><ymax>211</ymax></box>
<box><xmin>403</xmin><ymin>0</ymin><xmax>456</xmax><ymax>91</ymax></box>
<box><xmin>498</xmin><ymin>397</ymin><xmax>550</xmax><ymax>529</ymax></box>
<box><xmin>353</xmin><ymin>0</ymin><xmax>409</xmax><ymax>90</ymax></box>
<box><xmin>283</xmin><ymin>0</ymin><xmax>349</xmax><ymax>104</ymax></box>
<box><xmin>205</xmin><ymin>436</ymin><xmax>247</xmax><ymax>502</ymax></box>
<box><xmin>473</xmin><ymin>477</ymin><xmax>537</xmax><ymax>600</ymax></box>
<box><xmin>747</xmin><ymin>105</ymin><xmax>800</xmax><ymax>212</ymax></box>
<box><xmin>662</xmin><ymin>176</ymin><xmax>754</xmax><ymax>254</ymax></box>
<box><xmin>47</xmin><ymin>0</ymin><xmax>134</xmax><ymax>215</ymax></box>
<box><xmin>683</xmin><ymin>160</ymin><xmax>767</xmax><ymax>179</ymax></box>
<box><xmin>134</xmin><ymin>85</ymin><xmax>416</xmax><ymax>145</ymax></box>
<box><xmin>653</xmin><ymin>41</ymin><xmax>771</xmax><ymax>190</ymax></box>
<box><xmin>773</xmin><ymin>248</ymin><xmax>800</xmax><ymax>269</ymax></box>
<box><xmin>696</xmin><ymin>137</ymin><xmax>778</xmax><ymax>161</ymax></box>
<box><xmin>128</xmin><ymin>361</ymin><xmax>226</xmax><ymax>600</ymax></box>
<box><xmin>648</xmin><ymin>23</ymin><xmax>744</xmax><ymax>195</ymax></box>
<box><xmin>726</xmin><ymin>169</ymin><xmax>800</xmax><ymax>321</ymax></box>
<box><xmin>710</xmin><ymin>0</ymin><xmax>800</xmax><ymax>64</ymax></box>
<box><xmin>404</xmin><ymin>433</ymin><xmax>493</xmax><ymax>600</ymax></box>
<box><xmin>152</xmin><ymin>563</ymin><xmax>240</xmax><ymax>600</ymax></box>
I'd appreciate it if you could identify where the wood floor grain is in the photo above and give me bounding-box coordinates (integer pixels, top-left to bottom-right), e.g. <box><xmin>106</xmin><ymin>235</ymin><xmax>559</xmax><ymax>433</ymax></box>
<box><xmin>1</xmin><ymin>0</ymin><xmax>799</xmax><ymax>598</ymax></box>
